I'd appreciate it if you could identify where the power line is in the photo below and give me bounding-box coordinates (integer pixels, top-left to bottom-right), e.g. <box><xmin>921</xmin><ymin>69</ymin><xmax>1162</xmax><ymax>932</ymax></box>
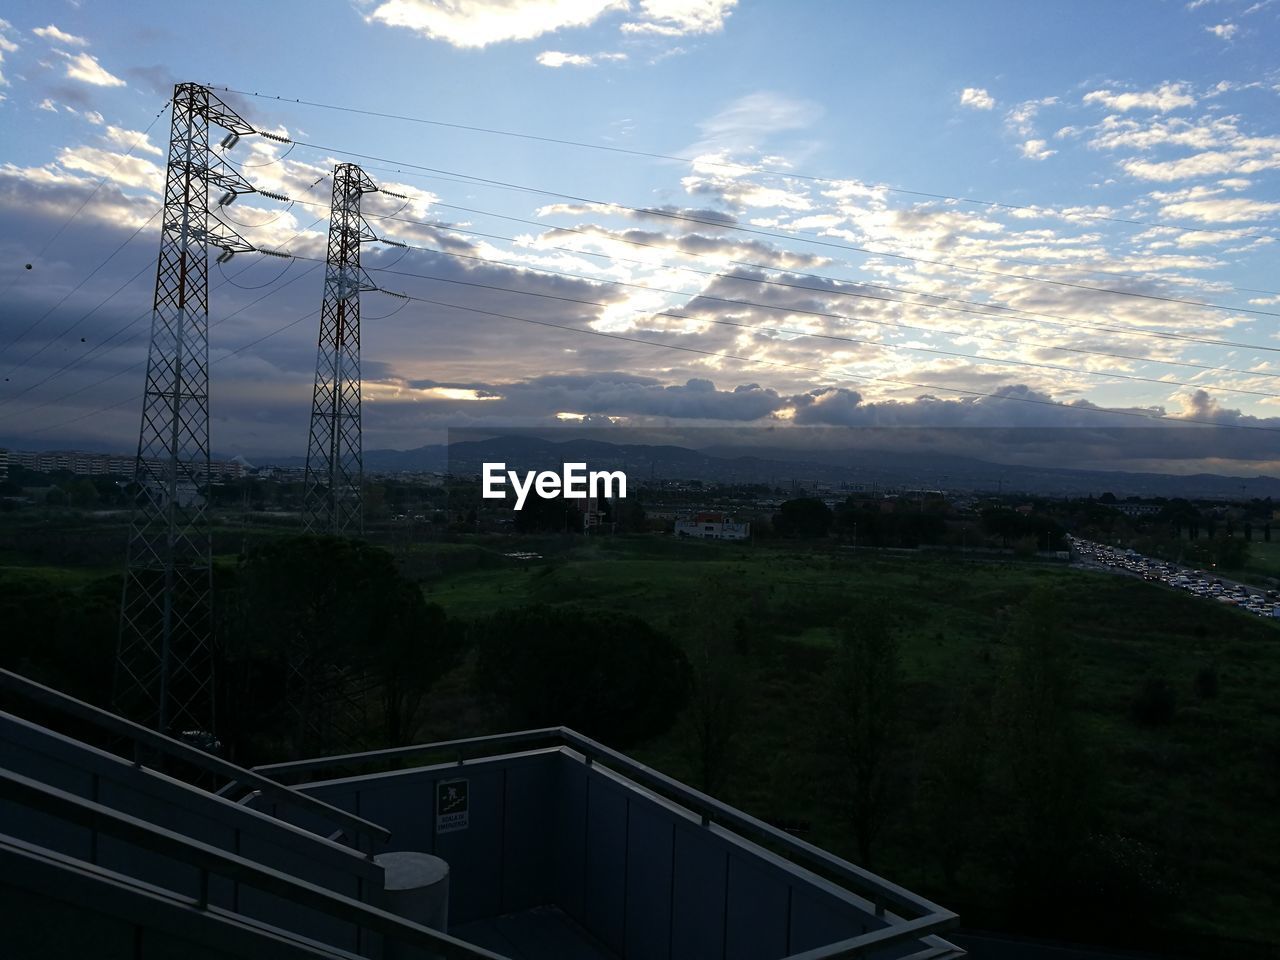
<box><xmin>20</xmin><ymin>306</ymin><xmax>320</xmax><ymax>437</ymax></box>
<box><xmin>212</xmin><ymin>87</ymin><xmax>1279</xmax><ymax>243</ymax></box>
<box><xmin>21</xmin><ymin>249</ymin><xmax>1272</xmax><ymax>440</ymax></box>
<box><xmin>416</xmin><ymin>200</ymin><xmax>1280</xmax><ymax>349</ymax></box>
<box><xmin>0</xmin><ymin>256</ymin><xmax>155</xmax><ymax>409</ymax></box>
<box><xmin>287</xmin><ymin>193</ymin><xmax>1280</xmax><ymax>369</ymax></box>
<box><xmin>355</xmin><ymin>239</ymin><xmax>1280</xmax><ymax>387</ymax></box>
<box><xmin>0</xmin><ymin>209</ymin><xmax>161</xmax><ymax>379</ymax></box>
<box><xmin>373</xmin><ymin>288</ymin><xmax>1280</xmax><ymax>434</ymax></box>
<box><xmin>0</xmin><ymin>98</ymin><xmax>170</xmax><ymax>302</ymax></box>
<box><xmin>0</xmin><ymin>206</ymin><xmax>331</xmax><ymax>413</ymax></box>
<box><xmin>347</xmin><ymin>256</ymin><xmax>1280</xmax><ymax>403</ymax></box>
<box><xmin>0</xmin><ymin>257</ymin><xmax>324</xmax><ymax>426</ymax></box>
<box><xmin>271</xmin><ymin>141</ymin><xmax>1280</xmax><ymax>321</ymax></box>
<box><xmin>348</xmin><ymin>158</ymin><xmax>1280</xmax><ymax>300</ymax></box>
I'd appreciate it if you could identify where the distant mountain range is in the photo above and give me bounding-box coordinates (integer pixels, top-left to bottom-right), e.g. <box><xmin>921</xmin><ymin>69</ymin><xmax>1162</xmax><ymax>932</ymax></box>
<box><xmin>261</xmin><ymin>435</ymin><xmax>1280</xmax><ymax>499</ymax></box>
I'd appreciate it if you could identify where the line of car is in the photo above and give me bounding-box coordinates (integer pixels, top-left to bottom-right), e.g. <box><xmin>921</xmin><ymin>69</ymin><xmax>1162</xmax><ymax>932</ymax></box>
<box><xmin>1067</xmin><ymin>535</ymin><xmax>1280</xmax><ymax>618</ymax></box>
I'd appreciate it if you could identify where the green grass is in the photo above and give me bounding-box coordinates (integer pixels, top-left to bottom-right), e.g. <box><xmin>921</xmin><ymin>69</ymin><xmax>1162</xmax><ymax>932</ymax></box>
<box><xmin>0</xmin><ymin>563</ymin><xmax>115</xmax><ymax>588</ymax></box>
<box><xmin>6</xmin><ymin>520</ymin><xmax>1279</xmax><ymax>951</ymax></box>
<box><xmin>414</xmin><ymin>537</ymin><xmax>1280</xmax><ymax>949</ymax></box>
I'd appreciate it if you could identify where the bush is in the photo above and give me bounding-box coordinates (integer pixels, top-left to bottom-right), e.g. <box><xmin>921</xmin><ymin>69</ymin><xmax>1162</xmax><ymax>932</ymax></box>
<box><xmin>475</xmin><ymin>604</ymin><xmax>690</xmax><ymax>747</ymax></box>
<box><xmin>1131</xmin><ymin>676</ymin><xmax>1177</xmax><ymax>726</ymax></box>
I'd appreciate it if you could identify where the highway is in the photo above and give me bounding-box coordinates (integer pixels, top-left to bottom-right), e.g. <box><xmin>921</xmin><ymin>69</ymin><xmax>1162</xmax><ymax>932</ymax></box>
<box><xmin>1068</xmin><ymin>535</ymin><xmax>1279</xmax><ymax>621</ymax></box>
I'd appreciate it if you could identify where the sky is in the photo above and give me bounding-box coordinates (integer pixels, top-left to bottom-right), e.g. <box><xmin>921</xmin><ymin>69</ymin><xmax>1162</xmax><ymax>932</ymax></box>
<box><xmin>0</xmin><ymin>0</ymin><xmax>1279</xmax><ymax>466</ymax></box>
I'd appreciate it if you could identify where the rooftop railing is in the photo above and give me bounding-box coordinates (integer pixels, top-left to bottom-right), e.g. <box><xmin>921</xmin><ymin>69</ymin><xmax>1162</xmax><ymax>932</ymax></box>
<box><xmin>252</xmin><ymin>727</ymin><xmax>961</xmax><ymax>960</ymax></box>
<box><xmin>0</xmin><ymin>767</ymin><xmax>504</xmax><ymax>960</ymax></box>
<box><xmin>0</xmin><ymin>667</ymin><xmax>390</xmax><ymax>854</ymax></box>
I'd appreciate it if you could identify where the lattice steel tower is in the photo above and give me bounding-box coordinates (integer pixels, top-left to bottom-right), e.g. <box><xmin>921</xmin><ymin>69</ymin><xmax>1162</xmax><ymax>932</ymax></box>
<box><xmin>301</xmin><ymin>163</ymin><xmax>379</xmax><ymax>535</ymax></box>
<box><xmin>114</xmin><ymin>83</ymin><xmax>256</xmax><ymax>735</ymax></box>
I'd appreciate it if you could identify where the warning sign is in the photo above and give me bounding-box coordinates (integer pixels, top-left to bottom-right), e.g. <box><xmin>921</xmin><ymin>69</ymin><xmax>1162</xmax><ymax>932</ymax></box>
<box><xmin>436</xmin><ymin>779</ymin><xmax>469</xmax><ymax>833</ymax></box>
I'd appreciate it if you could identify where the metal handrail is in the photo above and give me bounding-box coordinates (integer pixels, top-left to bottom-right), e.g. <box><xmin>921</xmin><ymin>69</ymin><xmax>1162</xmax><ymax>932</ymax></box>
<box><xmin>0</xmin><ymin>667</ymin><xmax>390</xmax><ymax>852</ymax></box>
<box><xmin>0</xmin><ymin>768</ymin><xmax>504</xmax><ymax>960</ymax></box>
<box><xmin>255</xmin><ymin>726</ymin><xmax>959</xmax><ymax>934</ymax></box>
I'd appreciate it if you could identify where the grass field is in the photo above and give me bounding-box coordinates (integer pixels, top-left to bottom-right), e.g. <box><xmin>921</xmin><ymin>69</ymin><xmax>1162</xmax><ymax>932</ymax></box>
<box><xmin>409</xmin><ymin>535</ymin><xmax>1280</xmax><ymax>949</ymax></box>
<box><xmin>4</xmin><ymin>518</ymin><xmax>1279</xmax><ymax>951</ymax></box>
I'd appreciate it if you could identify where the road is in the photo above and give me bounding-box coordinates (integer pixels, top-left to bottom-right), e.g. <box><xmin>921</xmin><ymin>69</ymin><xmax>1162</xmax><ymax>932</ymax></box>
<box><xmin>1068</xmin><ymin>536</ymin><xmax>1278</xmax><ymax>621</ymax></box>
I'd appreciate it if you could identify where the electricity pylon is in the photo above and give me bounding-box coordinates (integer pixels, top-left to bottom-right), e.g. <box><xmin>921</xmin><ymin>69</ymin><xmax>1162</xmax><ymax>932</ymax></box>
<box><xmin>114</xmin><ymin>83</ymin><xmax>256</xmax><ymax>736</ymax></box>
<box><xmin>289</xmin><ymin>163</ymin><xmax>381</xmax><ymax>754</ymax></box>
<box><xmin>301</xmin><ymin>163</ymin><xmax>379</xmax><ymax>536</ymax></box>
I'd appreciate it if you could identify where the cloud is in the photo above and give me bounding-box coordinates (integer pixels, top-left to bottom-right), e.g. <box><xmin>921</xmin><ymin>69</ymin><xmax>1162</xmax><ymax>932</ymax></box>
<box><xmin>0</xmin><ymin>18</ymin><xmax>18</xmax><ymax>88</ymax></box>
<box><xmin>959</xmin><ymin>87</ymin><xmax>995</xmax><ymax>110</ymax></box>
<box><xmin>1206</xmin><ymin>22</ymin><xmax>1238</xmax><ymax>39</ymax></box>
<box><xmin>33</xmin><ymin>24</ymin><xmax>88</xmax><ymax>46</ymax></box>
<box><xmin>689</xmin><ymin>91</ymin><xmax>823</xmax><ymax>160</ymax></box>
<box><xmin>1086</xmin><ymin>113</ymin><xmax>1236</xmax><ymax>152</ymax></box>
<box><xmin>1004</xmin><ymin>96</ymin><xmax>1058</xmax><ymax>142</ymax></box>
<box><xmin>1158</xmin><ymin>195</ymin><xmax>1280</xmax><ymax>223</ymax></box>
<box><xmin>365</xmin><ymin>0</ymin><xmax>627</xmax><ymax>48</ymax></box>
<box><xmin>1082</xmin><ymin>82</ymin><xmax>1196</xmax><ymax>113</ymax></box>
<box><xmin>55</xmin><ymin>146</ymin><xmax>163</xmax><ymax>191</ymax></box>
<box><xmin>101</xmin><ymin>125</ymin><xmax>164</xmax><ymax>157</ymax></box>
<box><xmin>60</xmin><ymin>51</ymin><xmax>125</xmax><ymax>87</ymax></box>
<box><xmin>4</xmin><ymin>55</ymin><xmax>1279</xmax><ymax>455</ymax></box>
<box><xmin>365</xmin><ymin>0</ymin><xmax>734</xmax><ymax>48</ymax></box>
<box><xmin>1083</xmin><ymin>109</ymin><xmax>1280</xmax><ymax>183</ymax></box>
<box><xmin>1122</xmin><ymin>147</ymin><xmax>1280</xmax><ymax>182</ymax></box>
<box><xmin>620</xmin><ymin>0</ymin><xmax>738</xmax><ymax>36</ymax></box>
<box><xmin>1020</xmin><ymin>139</ymin><xmax>1056</xmax><ymax>160</ymax></box>
<box><xmin>536</xmin><ymin>49</ymin><xmax>626</xmax><ymax>66</ymax></box>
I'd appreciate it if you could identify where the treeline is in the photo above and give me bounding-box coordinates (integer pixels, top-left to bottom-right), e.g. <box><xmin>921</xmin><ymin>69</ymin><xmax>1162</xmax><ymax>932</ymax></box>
<box><xmin>764</xmin><ymin>496</ymin><xmax>1066</xmax><ymax>551</ymax></box>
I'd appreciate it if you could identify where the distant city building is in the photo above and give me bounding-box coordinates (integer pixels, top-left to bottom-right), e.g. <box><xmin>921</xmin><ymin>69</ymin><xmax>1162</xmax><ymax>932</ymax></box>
<box><xmin>254</xmin><ymin>465</ymin><xmax>305</xmax><ymax>481</ymax></box>
<box><xmin>9</xmin><ymin>449</ymin><xmax>243</xmax><ymax>481</ymax></box>
<box><xmin>1114</xmin><ymin>503</ymin><xmax>1161</xmax><ymax>517</ymax></box>
<box><xmin>0</xmin><ymin>448</ymin><xmax>8</xmax><ymax>481</ymax></box>
<box><xmin>675</xmin><ymin>512</ymin><xmax>750</xmax><ymax>540</ymax></box>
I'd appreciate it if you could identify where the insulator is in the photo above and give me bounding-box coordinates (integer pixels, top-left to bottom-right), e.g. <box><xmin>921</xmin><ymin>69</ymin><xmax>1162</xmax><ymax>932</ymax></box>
<box><xmin>257</xmin><ymin>130</ymin><xmax>290</xmax><ymax>143</ymax></box>
<box><xmin>218</xmin><ymin>190</ymin><xmax>236</xmax><ymax>207</ymax></box>
<box><xmin>380</xmin><ymin>239</ymin><xmax>409</xmax><ymax>248</ymax></box>
<box><xmin>219</xmin><ymin>132</ymin><xmax>240</xmax><ymax>150</ymax></box>
<box><xmin>377</xmin><ymin>288</ymin><xmax>409</xmax><ymax>300</ymax></box>
<box><xmin>258</xmin><ymin>248</ymin><xmax>291</xmax><ymax>259</ymax></box>
<box><xmin>379</xmin><ymin>189</ymin><xmax>409</xmax><ymax>199</ymax></box>
<box><xmin>258</xmin><ymin>190</ymin><xmax>289</xmax><ymax>202</ymax></box>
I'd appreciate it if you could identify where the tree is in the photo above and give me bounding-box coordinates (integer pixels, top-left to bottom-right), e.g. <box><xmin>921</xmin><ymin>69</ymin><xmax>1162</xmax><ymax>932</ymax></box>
<box><xmin>220</xmin><ymin>536</ymin><xmax>460</xmax><ymax>759</ymax></box>
<box><xmin>918</xmin><ymin>693</ymin><xmax>989</xmax><ymax>886</ymax></box>
<box><xmin>994</xmin><ymin>588</ymin><xmax>1098</xmax><ymax>914</ymax></box>
<box><xmin>475</xmin><ymin>604</ymin><xmax>689</xmax><ymax>747</ymax></box>
<box><xmin>0</xmin><ymin>572</ymin><xmax>119</xmax><ymax>708</ymax></box>
<box><xmin>616</xmin><ymin>496</ymin><xmax>647</xmax><ymax>533</ymax></box>
<box><xmin>824</xmin><ymin>609</ymin><xmax>900</xmax><ymax>864</ymax></box>
<box><xmin>772</xmin><ymin>498</ymin><xmax>834</xmax><ymax>538</ymax></box>
<box><xmin>680</xmin><ymin>576</ymin><xmax>748</xmax><ymax>794</ymax></box>
<box><xmin>375</xmin><ymin>587</ymin><xmax>464</xmax><ymax>746</ymax></box>
<box><xmin>513</xmin><ymin>493</ymin><xmax>577</xmax><ymax>533</ymax></box>
<box><xmin>68</xmin><ymin>478</ymin><xmax>100</xmax><ymax>509</ymax></box>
